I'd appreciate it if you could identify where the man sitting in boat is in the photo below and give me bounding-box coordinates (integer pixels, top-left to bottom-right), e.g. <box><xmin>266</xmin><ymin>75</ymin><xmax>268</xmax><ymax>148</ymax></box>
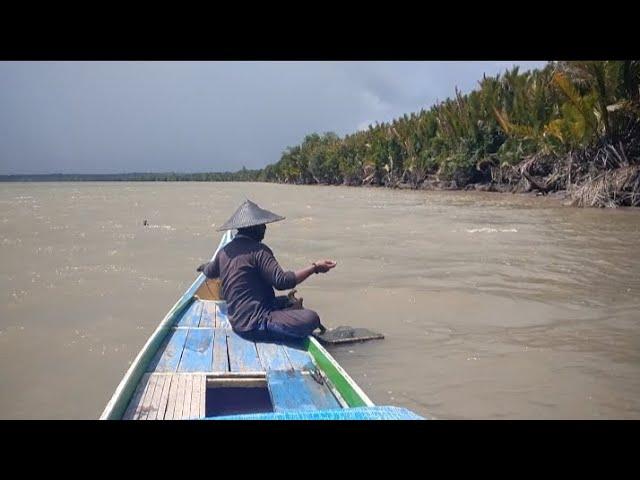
<box><xmin>197</xmin><ymin>199</ymin><xmax>336</xmax><ymax>342</ymax></box>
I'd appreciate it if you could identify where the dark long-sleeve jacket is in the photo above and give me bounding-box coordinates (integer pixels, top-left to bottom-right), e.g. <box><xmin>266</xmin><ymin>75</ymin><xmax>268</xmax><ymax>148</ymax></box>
<box><xmin>202</xmin><ymin>234</ymin><xmax>297</xmax><ymax>332</ymax></box>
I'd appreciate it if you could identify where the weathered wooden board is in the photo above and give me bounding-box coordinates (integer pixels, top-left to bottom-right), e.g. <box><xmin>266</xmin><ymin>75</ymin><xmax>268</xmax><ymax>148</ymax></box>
<box><xmin>200</xmin><ymin>301</ymin><xmax>216</xmax><ymax>328</ymax></box>
<box><xmin>171</xmin><ymin>374</ymin><xmax>187</xmax><ymax>420</ymax></box>
<box><xmin>181</xmin><ymin>375</ymin><xmax>193</xmax><ymax>420</ymax></box>
<box><xmin>256</xmin><ymin>342</ymin><xmax>293</xmax><ymax>371</ymax></box>
<box><xmin>164</xmin><ymin>374</ymin><xmax>182</xmax><ymax>420</ymax></box>
<box><xmin>175</xmin><ymin>300</ymin><xmax>203</xmax><ymax>328</ymax></box>
<box><xmin>148</xmin><ymin>328</ymin><xmax>189</xmax><ymax>373</ymax></box>
<box><xmin>281</xmin><ymin>343</ymin><xmax>315</xmax><ymax>371</ymax></box>
<box><xmin>138</xmin><ymin>374</ymin><xmax>161</xmax><ymax>420</ymax></box>
<box><xmin>299</xmin><ymin>373</ymin><xmax>341</xmax><ymax>410</ymax></box>
<box><xmin>155</xmin><ymin>374</ymin><xmax>174</xmax><ymax>420</ymax></box>
<box><xmin>177</xmin><ymin>328</ymin><xmax>214</xmax><ymax>373</ymax></box>
<box><xmin>146</xmin><ymin>374</ymin><xmax>166</xmax><ymax>420</ymax></box>
<box><xmin>267</xmin><ymin>371</ymin><xmax>339</xmax><ymax>412</ymax></box>
<box><xmin>189</xmin><ymin>374</ymin><xmax>205</xmax><ymax>420</ymax></box>
<box><xmin>227</xmin><ymin>331</ymin><xmax>262</xmax><ymax>372</ymax></box>
<box><xmin>123</xmin><ymin>373</ymin><xmax>152</xmax><ymax>420</ymax></box>
<box><xmin>212</xmin><ymin>329</ymin><xmax>229</xmax><ymax>372</ymax></box>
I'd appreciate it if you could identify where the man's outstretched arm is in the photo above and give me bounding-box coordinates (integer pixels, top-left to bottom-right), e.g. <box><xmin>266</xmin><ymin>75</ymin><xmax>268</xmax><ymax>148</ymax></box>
<box><xmin>294</xmin><ymin>259</ymin><xmax>337</xmax><ymax>285</ymax></box>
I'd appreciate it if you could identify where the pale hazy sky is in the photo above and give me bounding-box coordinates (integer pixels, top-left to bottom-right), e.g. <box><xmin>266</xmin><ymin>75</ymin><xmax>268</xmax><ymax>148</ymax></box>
<box><xmin>0</xmin><ymin>61</ymin><xmax>547</xmax><ymax>174</ymax></box>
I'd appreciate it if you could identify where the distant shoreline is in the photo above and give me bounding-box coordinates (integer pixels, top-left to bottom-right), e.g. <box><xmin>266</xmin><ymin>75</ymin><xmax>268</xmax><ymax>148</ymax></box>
<box><xmin>0</xmin><ymin>171</ymin><xmax>261</xmax><ymax>182</ymax></box>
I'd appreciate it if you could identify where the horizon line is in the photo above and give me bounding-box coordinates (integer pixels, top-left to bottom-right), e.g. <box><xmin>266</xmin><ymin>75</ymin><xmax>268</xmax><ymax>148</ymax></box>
<box><xmin>0</xmin><ymin>170</ymin><xmax>259</xmax><ymax>176</ymax></box>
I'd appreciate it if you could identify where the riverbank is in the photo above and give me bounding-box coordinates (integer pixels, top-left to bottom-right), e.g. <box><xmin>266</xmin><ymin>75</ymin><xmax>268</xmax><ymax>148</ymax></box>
<box><xmin>265</xmin><ymin>146</ymin><xmax>640</xmax><ymax>209</ymax></box>
<box><xmin>406</xmin><ymin>180</ymin><xmax>572</xmax><ymax>203</ymax></box>
<box><xmin>323</xmin><ymin>178</ymin><xmax>572</xmax><ymax>204</ymax></box>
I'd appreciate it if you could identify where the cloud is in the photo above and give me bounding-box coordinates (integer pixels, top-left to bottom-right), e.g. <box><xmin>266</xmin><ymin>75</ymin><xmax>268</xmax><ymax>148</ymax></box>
<box><xmin>359</xmin><ymin>89</ymin><xmax>390</xmax><ymax>112</ymax></box>
<box><xmin>0</xmin><ymin>61</ymin><xmax>548</xmax><ymax>174</ymax></box>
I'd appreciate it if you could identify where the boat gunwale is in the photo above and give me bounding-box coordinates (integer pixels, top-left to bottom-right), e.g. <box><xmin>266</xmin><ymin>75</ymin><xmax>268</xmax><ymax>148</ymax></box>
<box><xmin>306</xmin><ymin>337</ymin><xmax>374</xmax><ymax>408</ymax></box>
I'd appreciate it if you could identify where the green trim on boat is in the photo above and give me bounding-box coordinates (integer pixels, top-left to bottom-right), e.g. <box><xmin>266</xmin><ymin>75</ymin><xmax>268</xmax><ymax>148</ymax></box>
<box><xmin>307</xmin><ymin>338</ymin><xmax>371</xmax><ymax>408</ymax></box>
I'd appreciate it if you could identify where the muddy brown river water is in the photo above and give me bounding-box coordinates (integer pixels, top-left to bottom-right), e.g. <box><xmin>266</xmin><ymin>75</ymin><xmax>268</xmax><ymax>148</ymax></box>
<box><xmin>1</xmin><ymin>182</ymin><xmax>639</xmax><ymax>419</ymax></box>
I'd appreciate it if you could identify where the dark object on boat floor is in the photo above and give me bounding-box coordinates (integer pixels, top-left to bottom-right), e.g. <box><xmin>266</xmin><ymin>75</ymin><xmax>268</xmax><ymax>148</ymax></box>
<box><xmin>313</xmin><ymin>326</ymin><xmax>384</xmax><ymax>345</ymax></box>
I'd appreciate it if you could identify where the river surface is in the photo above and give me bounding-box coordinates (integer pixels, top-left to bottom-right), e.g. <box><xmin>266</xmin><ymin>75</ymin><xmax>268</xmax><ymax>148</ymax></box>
<box><xmin>1</xmin><ymin>182</ymin><xmax>639</xmax><ymax>419</ymax></box>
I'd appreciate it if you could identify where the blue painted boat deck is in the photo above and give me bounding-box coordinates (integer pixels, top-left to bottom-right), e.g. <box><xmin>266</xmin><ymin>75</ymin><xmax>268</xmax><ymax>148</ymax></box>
<box><xmin>123</xmin><ymin>299</ymin><xmax>341</xmax><ymax>420</ymax></box>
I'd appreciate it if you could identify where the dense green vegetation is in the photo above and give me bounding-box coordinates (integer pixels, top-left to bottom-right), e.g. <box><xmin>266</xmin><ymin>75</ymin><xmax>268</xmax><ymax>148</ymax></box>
<box><xmin>261</xmin><ymin>61</ymin><xmax>640</xmax><ymax>207</ymax></box>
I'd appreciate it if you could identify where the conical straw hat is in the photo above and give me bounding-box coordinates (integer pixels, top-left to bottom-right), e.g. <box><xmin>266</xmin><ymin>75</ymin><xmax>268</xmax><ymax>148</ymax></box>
<box><xmin>216</xmin><ymin>200</ymin><xmax>285</xmax><ymax>231</ymax></box>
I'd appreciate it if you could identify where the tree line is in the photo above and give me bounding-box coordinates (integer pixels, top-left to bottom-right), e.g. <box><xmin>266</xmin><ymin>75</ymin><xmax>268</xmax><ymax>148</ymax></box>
<box><xmin>260</xmin><ymin>61</ymin><xmax>640</xmax><ymax>206</ymax></box>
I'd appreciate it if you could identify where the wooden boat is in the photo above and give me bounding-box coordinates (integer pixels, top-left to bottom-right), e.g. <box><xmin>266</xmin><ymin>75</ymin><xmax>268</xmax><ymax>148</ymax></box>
<box><xmin>100</xmin><ymin>231</ymin><xmax>424</xmax><ymax>420</ymax></box>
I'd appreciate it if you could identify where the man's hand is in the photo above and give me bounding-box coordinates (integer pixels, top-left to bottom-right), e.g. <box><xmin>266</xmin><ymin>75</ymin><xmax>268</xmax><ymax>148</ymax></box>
<box><xmin>294</xmin><ymin>260</ymin><xmax>337</xmax><ymax>285</ymax></box>
<box><xmin>314</xmin><ymin>259</ymin><xmax>337</xmax><ymax>273</ymax></box>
